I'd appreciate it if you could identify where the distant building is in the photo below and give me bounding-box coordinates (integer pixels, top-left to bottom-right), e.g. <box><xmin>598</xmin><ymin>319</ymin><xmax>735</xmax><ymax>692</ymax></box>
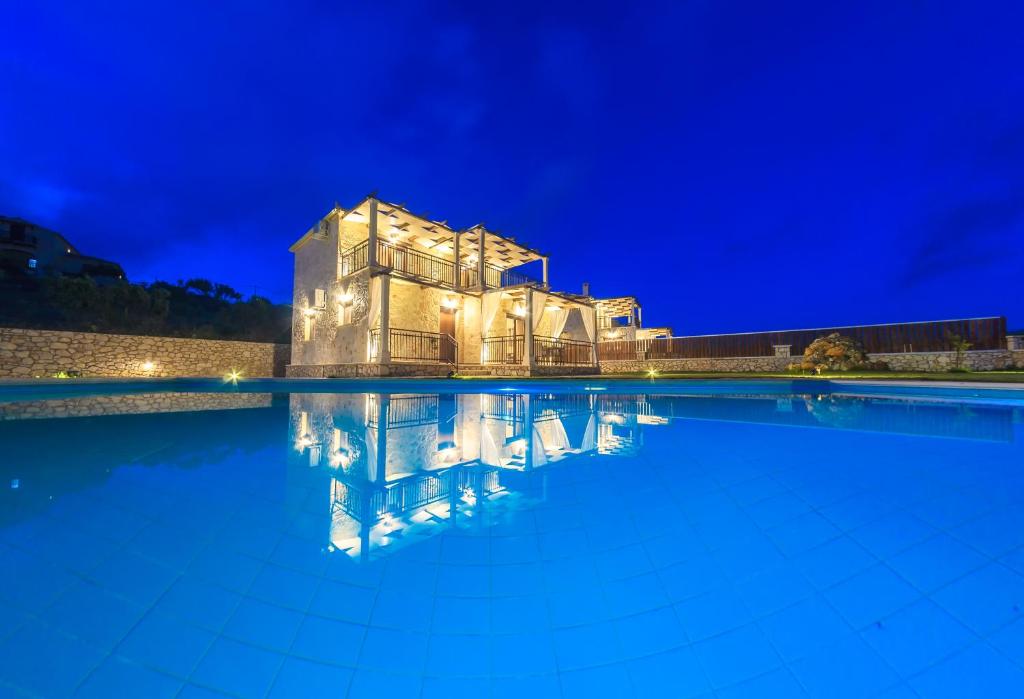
<box><xmin>0</xmin><ymin>216</ymin><xmax>126</xmax><ymax>281</ymax></box>
<box><xmin>593</xmin><ymin>295</ymin><xmax>672</xmax><ymax>342</ymax></box>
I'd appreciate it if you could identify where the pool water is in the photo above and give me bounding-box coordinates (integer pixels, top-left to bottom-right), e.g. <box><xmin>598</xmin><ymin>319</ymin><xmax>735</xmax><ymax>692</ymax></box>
<box><xmin>1</xmin><ymin>382</ymin><xmax>1023</xmax><ymax>698</ymax></box>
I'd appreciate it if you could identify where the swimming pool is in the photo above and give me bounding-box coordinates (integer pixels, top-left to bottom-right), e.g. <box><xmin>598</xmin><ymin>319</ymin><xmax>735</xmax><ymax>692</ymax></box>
<box><xmin>1</xmin><ymin>380</ymin><xmax>1022</xmax><ymax>698</ymax></box>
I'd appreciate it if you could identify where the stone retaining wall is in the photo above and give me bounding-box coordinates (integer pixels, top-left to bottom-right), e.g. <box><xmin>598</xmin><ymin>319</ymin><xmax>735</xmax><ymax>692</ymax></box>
<box><xmin>600</xmin><ymin>356</ymin><xmax>793</xmax><ymax>374</ymax></box>
<box><xmin>600</xmin><ymin>350</ymin><xmax>1024</xmax><ymax>374</ymax></box>
<box><xmin>0</xmin><ymin>327</ymin><xmax>289</xmax><ymax>378</ymax></box>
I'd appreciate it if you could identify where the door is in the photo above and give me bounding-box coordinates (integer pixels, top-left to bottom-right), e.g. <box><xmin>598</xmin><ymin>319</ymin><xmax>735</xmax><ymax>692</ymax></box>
<box><xmin>439</xmin><ymin>308</ymin><xmax>457</xmax><ymax>363</ymax></box>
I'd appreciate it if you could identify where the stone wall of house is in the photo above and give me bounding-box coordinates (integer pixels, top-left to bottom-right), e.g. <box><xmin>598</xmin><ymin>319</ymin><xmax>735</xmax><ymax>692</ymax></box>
<box><xmin>599</xmin><ymin>349</ymin><xmax>1024</xmax><ymax>374</ymax></box>
<box><xmin>286</xmin><ymin>361</ymin><xmax>454</xmax><ymax>378</ymax></box>
<box><xmin>0</xmin><ymin>392</ymin><xmax>272</xmax><ymax>420</ymax></box>
<box><xmin>0</xmin><ymin>327</ymin><xmax>288</xmax><ymax>378</ymax></box>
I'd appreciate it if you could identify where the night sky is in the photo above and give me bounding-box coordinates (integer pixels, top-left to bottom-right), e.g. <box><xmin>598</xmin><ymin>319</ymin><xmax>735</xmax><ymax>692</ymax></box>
<box><xmin>2</xmin><ymin>1</ymin><xmax>1022</xmax><ymax>333</ymax></box>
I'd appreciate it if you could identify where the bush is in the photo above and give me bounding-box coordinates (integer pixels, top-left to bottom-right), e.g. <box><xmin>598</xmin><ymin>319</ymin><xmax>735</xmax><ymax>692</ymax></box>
<box><xmin>799</xmin><ymin>333</ymin><xmax>870</xmax><ymax>373</ymax></box>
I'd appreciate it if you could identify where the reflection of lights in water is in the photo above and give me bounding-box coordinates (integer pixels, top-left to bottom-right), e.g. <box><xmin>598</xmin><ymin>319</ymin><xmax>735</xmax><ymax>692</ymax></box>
<box><xmin>437</xmin><ymin>447</ymin><xmax>458</xmax><ymax>463</ymax></box>
<box><xmin>381</xmin><ymin>512</ymin><xmax>396</xmax><ymax>530</ymax></box>
<box><xmin>510</xmin><ymin>438</ymin><xmax>527</xmax><ymax>456</ymax></box>
<box><xmin>461</xmin><ymin>486</ymin><xmax>476</xmax><ymax>505</ymax></box>
<box><xmin>295</xmin><ymin>435</ymin><xmax>312</xmax><ymax>450</ymax></box>
<box><xmin>330</xmin><ymin>450</ymin><xmax>352</xmax><ymax>469</ymax></box>
<box><xmin>584</xmin><ymin>386</ymin><xmax>606</xmax><ymax>391</ymax></box>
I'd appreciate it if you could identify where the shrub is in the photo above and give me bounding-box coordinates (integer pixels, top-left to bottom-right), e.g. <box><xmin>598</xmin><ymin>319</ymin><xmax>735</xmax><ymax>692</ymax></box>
<box><xmin>799</xmin><ymin>333</ymin><xmax>869</xmax><ymax>373</ymax></box>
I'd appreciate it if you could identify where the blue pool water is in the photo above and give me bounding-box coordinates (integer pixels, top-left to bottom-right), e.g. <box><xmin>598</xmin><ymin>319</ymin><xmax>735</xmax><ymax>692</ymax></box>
<box><xmin>1</xmin><ymin>380</ymin><xmax>1023</xmax><ymax>698</ymax></box>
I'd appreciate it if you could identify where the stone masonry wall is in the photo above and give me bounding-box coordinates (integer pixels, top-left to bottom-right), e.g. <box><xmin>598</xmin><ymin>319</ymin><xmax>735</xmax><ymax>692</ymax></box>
<box><xmin>0</xmin><ymin>392</ymin><xmax>272</xmax><ymax>420</ymax></box>
<box><xmin>600</xmin><ymin>350</ymin><xmax>1023</xmax><ymax>374</ymax></box>
<box><xmin>0</xmin><ymin>327</ymin><xmax>289</xmax><ymax>378</ymax></box>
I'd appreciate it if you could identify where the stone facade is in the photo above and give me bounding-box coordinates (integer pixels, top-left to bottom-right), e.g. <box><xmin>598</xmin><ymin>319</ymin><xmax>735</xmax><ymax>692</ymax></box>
<box><xmin>0</xmin><ymin>392</ymin><xmax>272</xmax><ymax>420</ymax></box>
<box><xmin>0</xmin><ymin>327</ymin><xmax>289</xmax><ymax>378</ymax></box>
<box><xmin>600</xmin><ymin>350</ymin><xmax>1024</xmax><ymax>374</ymax></box>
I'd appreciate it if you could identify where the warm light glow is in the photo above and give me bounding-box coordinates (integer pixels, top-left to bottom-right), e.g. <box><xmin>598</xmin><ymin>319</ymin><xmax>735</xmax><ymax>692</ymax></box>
<box><xmin>343</xmin><ymin>210</ymin><xmax>366</xmax><ymax>222</ymax></box>
<box><xmin>337</xmin><ymin>292</ymin><xmax>353</xmax><ymax>304</ymax></box>
<box><xmin>442</xmin><ymin>297</ymin><xmax>459</xmax><ymax>310</ymax></box>
<box><xmin>141</xmin><ymin>361</ymin><xmax>155</xmax><ymax>371</ymax></box>
<box><xmin>646</xmin><ymin>368</ymin><xmax>658</xmax><ymax>378</ymax></box>
<box><xmin>225</xmin><ymin>369</ymin><xmax>243</xmax><ymax>383</ymax></box>
<box><xmin>303</xmin><ymin>308</ymin><xmax>317</xmax><ymax>316</ymax></box>
<box><xmin>513</xmin><ymin>304</ymin><xmax>526</xmax><ymax>317</ymax></box>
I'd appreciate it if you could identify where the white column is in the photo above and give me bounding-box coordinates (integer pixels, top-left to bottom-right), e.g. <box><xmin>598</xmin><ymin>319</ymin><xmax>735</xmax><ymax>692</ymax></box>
<box><xmin>367</xmin><ymin>199</ymin><xmax>378</xmax><ymax>268</ymax></box>
<box><xmin>477</xmin><ymin>228</ymin><xmax>487</xmax><ymax>290</ymax></box>
<box><xmin>542</xmin><ymin>257</ymin><xmax>549</xmax><ymax>289</ymax></box>
<box><xmin>378</xmin><ymin>275</ymin><xmax>391</xmax><ymax>364</ymax></box>
<box><xmin>524</xmin><ymin>289</ymin><xmax>534</xmax><ymax>368</ymax></box>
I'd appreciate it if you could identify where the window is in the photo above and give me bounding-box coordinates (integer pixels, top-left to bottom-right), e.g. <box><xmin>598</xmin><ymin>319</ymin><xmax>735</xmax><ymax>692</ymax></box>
<box><xmin>314</xmin><ymin>288</ymin><xmax>327</xmax><ymax>309</ymax></box>
<box><xmin>27</xmin><ymin>258</ymin><xmax>37</xmax><ymax>270</ymax></box>
<box><xmin>338</xmin><ymin>303</ymin><xmax>353</xmax><ymax>326</ymax></box>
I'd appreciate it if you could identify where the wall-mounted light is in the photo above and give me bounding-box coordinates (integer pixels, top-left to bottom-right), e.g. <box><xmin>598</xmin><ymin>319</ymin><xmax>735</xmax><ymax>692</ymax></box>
<box><xmin>513</xmin><ymin>304</ymin><xmax>526</xmax><ymax>317</ymax></box>
<box><xmin>141</xmin><ymin>361</ymin><xmax>155</xmax><ymax>372</ymax></box>
<box><xmin>303</xmin><ymin>308</ymin><xmax>318</xmax><ymax>317</ymax></box>
<box><xmin>442</xmin><ymin>297</ymin><xmax>459</xmax><ymax>310</ymax></box>
<box><xmin>337</xmin><ymin>292</ymin><xmax>354</xmax><ymax>304</ymax></box>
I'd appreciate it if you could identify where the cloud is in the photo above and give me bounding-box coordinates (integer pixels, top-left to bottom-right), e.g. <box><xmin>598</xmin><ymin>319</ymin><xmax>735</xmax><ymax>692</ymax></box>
<box><xmin>901</xmin><ymin>190</ymin><xmax>1024</xmax><ymax>287</ymax></box>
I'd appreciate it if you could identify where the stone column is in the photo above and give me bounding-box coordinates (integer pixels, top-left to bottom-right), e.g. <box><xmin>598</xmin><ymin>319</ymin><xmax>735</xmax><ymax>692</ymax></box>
<box><xmin>367</xmin><ymin>199</ymin><xmax>378</xmax><ymax>269</ymax></box>
<box><xmin>477</xmin><ymin>228</ymin><xmax>487</xmax><ymax>290</ymax></box>
<box><xmin>524</xmin><ymin>288</ymin><xmax>534</xmax><ymax>369</ymax></box>
<box><xmin>378</xmin><ymin>275</ymin><xmax>391</xmax><ymax>364</ymax></box>
<box><xmin>541</xmin><ymin>256</ymin><xmax>549</xmax><ymax>289</ymax></box>
<box><xmin>453</xmin><ymin>232</ymin><xmax>461</xmax><ymax>290</ymax></box>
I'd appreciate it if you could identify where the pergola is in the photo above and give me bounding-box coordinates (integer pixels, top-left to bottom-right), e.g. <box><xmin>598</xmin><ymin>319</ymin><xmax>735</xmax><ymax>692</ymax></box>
<box><xmin>595</xmin><ymin>296</ymin><xmax>641</xmax><ymax>325</ymax></box>
<box><xmin>338</xmin><ymin>197</ymin><xmax>549</xmax><ymax>286</ymax></box>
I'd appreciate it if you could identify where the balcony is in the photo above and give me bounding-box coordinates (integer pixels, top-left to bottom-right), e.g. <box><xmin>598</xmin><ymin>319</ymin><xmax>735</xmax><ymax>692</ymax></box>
<box><xmin>369</xmin><ymin>327</ymin><xmax>458</xmax><ymax>364</ymax></box>
<box><xmin>340</xmin><ymin>240</ymin><xmax>540</xmax><ymax>290</ymax></box>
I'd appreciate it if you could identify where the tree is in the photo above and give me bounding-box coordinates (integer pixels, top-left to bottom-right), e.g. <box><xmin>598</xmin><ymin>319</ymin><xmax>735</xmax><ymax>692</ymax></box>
<box><xmin>947</xmin><ymin>333</ymin><xmax>972</xmax><ymax>370</ymax></box>
<box><xmin>213</xmin><ymin>283</ymin><xmax>242</xmax><ymax>302</ymax></box>
<box><xmin>184</xmin><ymin>278</ymin><xmax>214</xmax><ymax>296</ymax></box>
<box><xmin>793</xmin><ymin>333</ymin><xmax>870</xmax><ymax>373</ymax></box>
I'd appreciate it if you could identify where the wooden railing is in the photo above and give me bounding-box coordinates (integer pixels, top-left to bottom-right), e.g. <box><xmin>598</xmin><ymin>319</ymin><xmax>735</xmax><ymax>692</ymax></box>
<box><xmin>597</xmin><ymin>317</ymin><xmax>1009</xmax><ymax>360</ymax></box>
<box><xmin>483</xmin><ymin>264</ymin><xmax>540</xmax><ymax>289</ymax></box>
<box><xmin>340</xmin><ymin>240</ymin><xmax>538</xmax><ymax>290</ymax></box>
<box><xmin>533</xmin><ymin>335</ymin><xmax>594</xmax><ymax>366</ymax></box>
<box><xmin>482</xmin><ymin>335</ymin><xmax>524</xmax><ymax>364</ymax></box>
<box><xmin>369</xmin><ymin>327</ymin><xmax>458</xmax><ymax>364</ymax></box>
<box><xmin>339</xmin><ymin>240</ymin><xmax>369</xmax><ymax>276</ymax></box>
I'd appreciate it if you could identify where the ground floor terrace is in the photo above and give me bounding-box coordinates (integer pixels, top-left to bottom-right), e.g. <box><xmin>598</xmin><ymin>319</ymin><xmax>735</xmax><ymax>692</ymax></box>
<box><xmin>288</xmin><ymin>272</ymin><xmax>598</xmax><ymax>378</ymax></box>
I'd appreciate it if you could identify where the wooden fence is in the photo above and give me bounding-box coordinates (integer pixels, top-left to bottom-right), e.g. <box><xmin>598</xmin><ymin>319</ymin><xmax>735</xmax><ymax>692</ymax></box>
<box><xmin>597</xmin><ymin>317</ymin><xmax>1007</xmax><ymax>361</ymax></box>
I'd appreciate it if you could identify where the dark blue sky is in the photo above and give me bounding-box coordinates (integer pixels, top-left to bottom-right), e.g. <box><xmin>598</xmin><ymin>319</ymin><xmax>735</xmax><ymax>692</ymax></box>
<box><xmin>3</xmin><ymin>1</ymin><xmax>1022</xmax><ymax>333</ymax></box>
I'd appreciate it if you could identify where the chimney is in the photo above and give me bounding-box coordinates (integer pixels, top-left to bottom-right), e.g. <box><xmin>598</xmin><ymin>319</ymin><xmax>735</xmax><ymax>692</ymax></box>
<box><xmin>582</xmin><ymin>282</ymin><xmax>591</xmax><ymax>297</ymax></box>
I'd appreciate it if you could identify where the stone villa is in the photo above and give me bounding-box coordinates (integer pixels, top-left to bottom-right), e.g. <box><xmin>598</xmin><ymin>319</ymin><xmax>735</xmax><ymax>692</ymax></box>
<box><xmin>287</xmin><ymin>196</ymin><xmax>657</xmax><ymax>377</ymax></box>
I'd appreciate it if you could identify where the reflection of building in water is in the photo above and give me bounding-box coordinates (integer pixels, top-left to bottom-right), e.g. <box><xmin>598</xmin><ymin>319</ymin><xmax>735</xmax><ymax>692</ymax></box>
<box><xmin>288</xmin><ymin>392</ymin><xmax>670</xmax><ymax>561</ymax></box>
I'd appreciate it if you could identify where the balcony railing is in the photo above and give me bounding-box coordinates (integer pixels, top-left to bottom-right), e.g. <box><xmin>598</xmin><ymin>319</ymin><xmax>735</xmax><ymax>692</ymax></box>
<box><xmin>339</xmin><ymin>240</ymin><xmax>538</xmax><ymax>290</ymax></box>
<box><xmin>482</xmin><ymin>335</ymin><xmax>524</xmax><ymax>364</ymax></box>
<box><xmin>369</xmin><ymin>327</ymin><xmax>458</xmax><ymax>364</ymax></box>
<box><xmin>533</xmin><ymin>335</ymin><xmax>594</xmax><ymax>366</ymax></box>
<box><xmin>483</xmin><ymin>264</ymin><xmax>540</xmax><ymax>289</ymax></box>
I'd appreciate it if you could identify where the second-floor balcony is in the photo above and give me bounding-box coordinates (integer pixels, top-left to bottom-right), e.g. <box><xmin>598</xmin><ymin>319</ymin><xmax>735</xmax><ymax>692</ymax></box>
<box><xmin>340</xmin><ymin>239</ymin><xmax>541</xmax><ymax>290</ymax></box>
